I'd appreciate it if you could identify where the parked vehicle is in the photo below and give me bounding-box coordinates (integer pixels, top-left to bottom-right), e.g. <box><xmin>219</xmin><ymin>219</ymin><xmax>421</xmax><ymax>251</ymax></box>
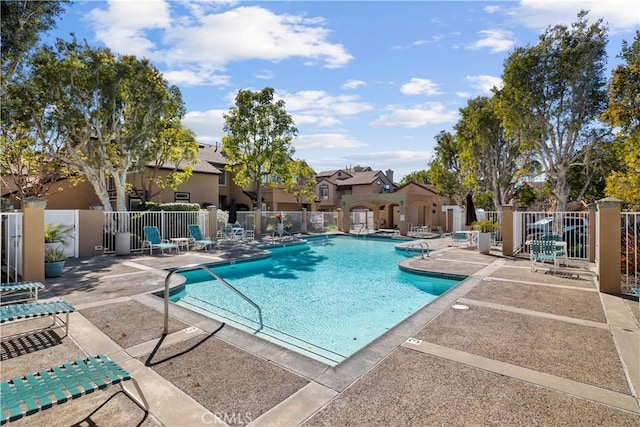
<box><xmin>526</xmin><ymin>216</ymin><xmax>588</xmax><ymax>258</ymax></box>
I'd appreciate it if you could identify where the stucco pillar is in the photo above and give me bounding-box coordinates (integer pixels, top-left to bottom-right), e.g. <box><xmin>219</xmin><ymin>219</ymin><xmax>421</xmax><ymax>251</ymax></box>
<box><xmin>207</xmin><ymin>205</ymin><xmax>217</xmax><ymax>239</ymax></box>
<box><xmin>501</xmin><ymin>205</ymin><xmax>514</xmax><ymax>257</ymax></box>
<box><xmin>588</xmin><ymin>203</ymin><xmax>596</xmax><ymax>263</ymax></box>
<box><xmin>596</xmin><ymin>197</ymin><xmax>622</xmax><ymax>294</ymax></box>
<box><xmin>23</xmin><ymin>205</ymin><xmax>45</xmax><ymax>282</ymax></box>
<box><xmin>399</xmin><ymin>201</ymin><xmax>407</xmax><ymax>236</ymax></box>
<box><xmin>337</xmin><ymin>208</ymin><xmax>345</xmax><ymax>232</ymax></box>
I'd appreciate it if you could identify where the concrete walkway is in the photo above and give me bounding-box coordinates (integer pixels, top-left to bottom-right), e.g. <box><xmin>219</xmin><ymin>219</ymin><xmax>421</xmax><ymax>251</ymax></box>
<box><xmin>1</xmin><ymin>236</ymin><xmax>638</xmax><ymax>426</ymax></box>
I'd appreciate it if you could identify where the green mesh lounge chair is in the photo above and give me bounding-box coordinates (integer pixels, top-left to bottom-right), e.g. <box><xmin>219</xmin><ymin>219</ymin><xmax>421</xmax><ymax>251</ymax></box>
<box><xmin>142</xmin><ymin>226</ymin><xmax>179</xmax><ymax>255</ymax></box>
<box><xmin>188</xmin><ymin>224</ymin><xmax>218</xmax><ymax>251</ymax></box>
<box><xmin>1</xmin><ymin>300</ymin><xmax>74</xmax><ymax>341</ymax></box>
<box><xmin>0</xmin><ymin>354</ymin><xmax>148</xmax><ymax>424</ymax></box>
<box><xmin>530</xmin><ymin>239</ymin><xmax>559</xmax><ymax>271</ymax></box>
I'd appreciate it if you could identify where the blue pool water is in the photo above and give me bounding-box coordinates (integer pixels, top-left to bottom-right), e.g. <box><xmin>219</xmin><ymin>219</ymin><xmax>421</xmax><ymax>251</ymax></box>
<box><xmin>169</xmin><ymin>236</ymin><xmax>461</xmax><ymax>365</ymax></box>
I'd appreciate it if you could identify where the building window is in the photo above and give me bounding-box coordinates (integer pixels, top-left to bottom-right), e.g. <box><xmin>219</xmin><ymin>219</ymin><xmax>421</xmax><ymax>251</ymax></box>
<box><xmin>219</xmin><ymin>170</ymin><xmax>226</xmax><ymax>186</ymax></box>
<box><xmin>319</xmin><ymin>184</ymin><xmax>329</xmax><ymax>199</ymax></box>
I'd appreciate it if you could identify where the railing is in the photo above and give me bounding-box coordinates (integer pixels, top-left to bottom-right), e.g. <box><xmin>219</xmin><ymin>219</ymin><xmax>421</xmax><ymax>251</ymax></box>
<box><xmin>163</xmin><ymin>264</ymin><xmax>263</xmax><ymax>334</ymax></box>
<box><xmin>514</xmin><ymin>211</ymin><xmax>590</xmax><ymax>261</ymax></box>
<box><xmin>621</xmin><ymin>212</ymin><xmax>639</xmax><ymax>293</ymax></box>
<box><xmin>406</xmin><ymin>242</ymin><xmax>430</xmax><ymax>259</ymax></box>
<box><xmin>0</xmin><ymin>212</ymin><xmax>23</xmax><ymax>283</ymax></box>
<box><xmin>103</xmin><ymin>210</ymin><xmax>208</xmax><ymax>253</ymax></box>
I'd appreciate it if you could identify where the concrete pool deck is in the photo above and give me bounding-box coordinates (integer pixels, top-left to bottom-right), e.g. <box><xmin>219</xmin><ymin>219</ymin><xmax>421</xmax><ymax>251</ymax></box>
<box><xmin>1</xmin><ymin>235</ymin><xmax>639</xmax><ymax>426</ymax></box>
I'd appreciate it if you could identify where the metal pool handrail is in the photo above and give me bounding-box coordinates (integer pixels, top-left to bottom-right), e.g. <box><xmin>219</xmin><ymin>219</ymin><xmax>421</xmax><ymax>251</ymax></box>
<box><xmin>163</xmin><ymin>264</ymin><xmax>263</xmax><ymax>334</ymax></box>
<box><xmin>406</xmin><ymin>242</ymin><xmax>430</xmax><ymax>259</ymax></box>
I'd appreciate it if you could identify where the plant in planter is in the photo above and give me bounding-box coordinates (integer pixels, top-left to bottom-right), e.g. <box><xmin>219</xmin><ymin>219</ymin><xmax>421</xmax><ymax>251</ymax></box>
<box><xmin>44</xmin><ymin>247</ymin><xmax>66</xmax><ymax>278</ymax></box>
<box><xmin>472</xmin><ymin>219</ymin><xmax>500</xmax><ymax>254</ymax></box>
<box><xmin>472</xmin><ymin>218</ymin><xmax>500</xmax><ymax>233</ymax></box>
<box><xmin>45</xmin><ymin>223</ymin><xmax>74</xmax><ymax>251</ymax></box>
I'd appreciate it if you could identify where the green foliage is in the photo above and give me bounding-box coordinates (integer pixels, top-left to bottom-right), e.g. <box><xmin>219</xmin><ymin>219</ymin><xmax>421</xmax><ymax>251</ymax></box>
<box><xmin>1</xmin><ymin>0</ymin><xmax>69</xmax><ymax>99</ymax></box>
<box><xmin>497</xmin><ymin>11</ymin><xmax>609</xmax><ymax>210</ymax></box>
<box><xmin>9</xmin><ymin>38</ymin><xmax>192</xmax><ymax>212</ymax></box>
<box><xmin>44</xmin><ymin>247</ymin><xmax>66</xmax><ymax>263</ymax></box>
<box><xmin>137</xmin><ymin>202</ymin><xmax>201</xmax><ymax>212</ymax></box>
<box><xmin>428</xmin><ymin>131</ymin><xmax>468</xmax><ymax>205</ymax></box>
<box><xmin>282</xmin><ymin>159</ymin><xmax>317</xmax><ymax>208</ymax></box>
<box><xmin>472</xmin><ymin>218</ymin><xmax>500</xmax><ymax>233</ymax></box>
<box><xmin>473</xmin><ymin>192</ymin><xmax>496</xmax><ymax>211</ymax></box>
<box><xmin>602</xmin><ymin>32</ymin><xmax>640</xmax><ymax>210</ymax></box>
<box><xmin>222</xmin><ymin>87</ymin><xmax>298</xmax><ymax>209</ymax></box>
<box><xmin>399</xmin><ymin>170</ymin><xmax>431</xmax><ymax>186</ymax></box>
<box><xmin>514</xmin><ymin>183</ymin><xmax>538</xmax><ymax>207</ymax></box>
<box><xmin>455</xmin><ymin>95</ymin><xmax>526</xmax><ymax>210</ymax></box>
<box><xmin>44</xmin><ymin>223</ymin><xmax>73</xmax><ymax>244</ymax></box>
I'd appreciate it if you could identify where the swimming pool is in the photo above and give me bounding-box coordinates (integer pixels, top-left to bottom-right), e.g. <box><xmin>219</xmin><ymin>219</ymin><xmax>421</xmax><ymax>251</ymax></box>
<box><xmin>168</xmin><ymin>236</ymin><xmax>461</xmax><ymax>365</ymax></box>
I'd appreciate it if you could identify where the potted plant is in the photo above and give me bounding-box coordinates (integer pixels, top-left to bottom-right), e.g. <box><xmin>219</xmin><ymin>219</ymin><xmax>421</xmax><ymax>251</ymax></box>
<box><xmin>275</xmin><ymin>213</ymin><xmax>284</xmax><ymax>236</ymax></box>
<box><xmin>472</xmin><ymin>219</ymin><xmax>500</xmax><ymax>254</ymax></box>
<box><xmin>45</xmin><ymin>223</ymin><xmax>74</xmax><ymax>252</ymax></box>
<box><xmin>44</xmin><ymin>247</ymin><xmax>66</xmax><ymax>278</ymax></box>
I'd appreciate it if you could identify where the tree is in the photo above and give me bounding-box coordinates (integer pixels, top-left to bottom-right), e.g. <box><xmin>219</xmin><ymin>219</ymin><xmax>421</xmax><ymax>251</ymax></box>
<box><xmin>130</xmin><ymin>109</ymin><xmax>199</xmax><ymax>203</ymax></box>
<box><xmin>455</xmin><ymin>95</ymin><xmax>527</xmax><ymax>211</ymax></box>
<box><xmin>428</xmin><ymin>131</ymin><xmax>467</xmax><ymax>205</ymax></box>
<box><xmin>281</xmin><ymin>159</ymin><xmax>316</xmax><ymax>209</ymax></box>
<box><xmin>399</xmin><ymin>170</ymin><xmax>431</xmax><ymax>186</ymax></box>
<box><xmin>13</xmin><ymin>39</ymin><xmax>194</xmax><ymax>211</ymax></box>
<box><xmin>497</xmin><ymin>11</ymin><xmax>609</xmax><ymax>210</ymax></box>
<box><xmin>222</xmin><ymin>87</ymin><xmax>298</xmax><ymax>209</ymax></box>
<box><xmin>1</xmin><ymin>0</ymin><xmax>69</xmax><ymax>101</ymax></box>
<box><xmin>602</xmin><ymin>32</ymin><xmax>640</xmax><ymax>209</ymax></box>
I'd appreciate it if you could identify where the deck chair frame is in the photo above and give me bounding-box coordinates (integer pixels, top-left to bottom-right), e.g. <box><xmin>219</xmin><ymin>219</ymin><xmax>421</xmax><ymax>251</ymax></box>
<box><xmin>0</xmin><ymin>300</ymin><xmax>74</xmax><ymax>342</ymax></box>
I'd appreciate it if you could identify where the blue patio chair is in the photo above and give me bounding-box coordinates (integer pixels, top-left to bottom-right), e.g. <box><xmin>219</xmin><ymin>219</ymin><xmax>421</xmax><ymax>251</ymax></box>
<box><xmin>142</xmin><ymin>226</ymin><xmax>179</xmax><ymax>255</ymax></box>
<box><xmin>188</xmin><ymin>224</ymin><xmax>218</xmax><ymax>251</ymax></box>
<box><xmin>451</xmin><ymin>231</ymin><xmax>472</xmax><ymax>247</ymax></box>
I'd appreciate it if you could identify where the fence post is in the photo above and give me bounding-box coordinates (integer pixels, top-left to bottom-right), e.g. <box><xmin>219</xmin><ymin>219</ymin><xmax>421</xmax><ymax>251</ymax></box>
<box><xmin>301</xmin><ymin>208</ymin><xmax>308</xmax><ymax>233</ymax></box>
<box><xmin>22</xmin><ymin>205</ymin><xmax>45</xmax><ymax>282</ymax></box>
<box><xmin>253</xmin><ymin>209</ymin><xmax>260</xmax><ymax>236</ymax></box>
<box><xmin>588</xmin><ymin>203</ymin><xmax>596</xmax><ymax>263</ymax></box>
<box><xmin>596</xmin><ymin>197</ymin><xmax>622</xmax><ymax>294</ymax></box>
<box><xmin>501</xmin><ymin>205</ymin><xmax>514</xmax><ymax>257</ymax></box>
<box><xmin>207</xmin><ymin>206</ymin><xmax>217</xmax><ymax>239</ymax></box>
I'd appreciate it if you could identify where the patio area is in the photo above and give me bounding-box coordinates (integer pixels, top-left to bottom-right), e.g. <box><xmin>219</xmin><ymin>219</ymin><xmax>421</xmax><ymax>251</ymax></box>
<box><xmin>1</xmin><ymin>235</ymin><xmax>639</xmax><ymax>426</ymax></box>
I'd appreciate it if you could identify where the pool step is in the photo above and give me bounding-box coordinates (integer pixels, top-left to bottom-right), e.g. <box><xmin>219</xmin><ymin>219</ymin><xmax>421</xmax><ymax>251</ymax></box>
<box><xmin>177</xmin><ymin>295</ymin><xmax>345</xmax><ymax>365</ymax></box>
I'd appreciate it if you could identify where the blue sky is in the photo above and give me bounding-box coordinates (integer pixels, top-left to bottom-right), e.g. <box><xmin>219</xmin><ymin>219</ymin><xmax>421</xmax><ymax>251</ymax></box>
<box><xmin>48</xmin><ymin>1</ymin><xmax>639</xmax><ymax>181</ymax></box>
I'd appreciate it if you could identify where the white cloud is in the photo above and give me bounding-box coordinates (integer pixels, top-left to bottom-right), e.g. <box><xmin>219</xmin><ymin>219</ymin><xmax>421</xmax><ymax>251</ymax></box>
<box><xmin>514</xmin><ymin>0</ymin><xmax>640</xmax><ymax>32</ymax></box>
<box><xmin>256</xmin><ymin>69</ymin><xmax>274</xmax><ymax>80</ymax></box>
<box><xmin>466</xmin><ymin>29</ymin><xmax>515</xmax><ymax>53</ymax></box>
<box><xmin>370</xmin><ymin>103</ymin><xmax>459</xmax><ymax>128</ymax></box>
<box><xmin>457</xmin><ymin>91</ymin><xmax>471</xmax><ymax>98</ymax></box>
<box><xmin>484</xmin><ymin>5</ymin><xmax>501</xmax><ymax>13</ymax></box>
<box><xmin>183</xmin><ymin>109</ymin><xmax>226</xmax><ymax>144</ymax></box>
<box><xmin>400</xmin><ymin>78</ymin><xmax>442</xmax><ymax>96</ymax></box>
<box><xmin>465</xmin><ymin>75</ymin><xmax>503</xmax><ymax>94</ymax></box>
<box><xmin>281</xmin><ymin>90</ymin><xmax>374</xmax><ymax>122</ymax></box>
<box><xmin>88</xmin><ymin>0</ymin><xmax>171</xmax><ymax>58</ymax></box>
<box><xmin>294</xmin><ymin>133</ymin><xmax>367</xmax><ymax>150</ymax></box>
<box><xmin>163</xmin><ymin>6</ymin><xmax>353</xmax><ymax>68</ymax></box>
<box><xmin>86</xmin><ymin>3</ymin><xmax>353</xmax><ymax>87</ymax></box>
<box><xmin>163</xmin><ymin>69</ymin><xmax>231</xmax><ymax>86</ymax></box>
<box><xmin>343</xmin><ymin>79</ymin><xmax>367</xmax><ymax>90</ymax></box>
